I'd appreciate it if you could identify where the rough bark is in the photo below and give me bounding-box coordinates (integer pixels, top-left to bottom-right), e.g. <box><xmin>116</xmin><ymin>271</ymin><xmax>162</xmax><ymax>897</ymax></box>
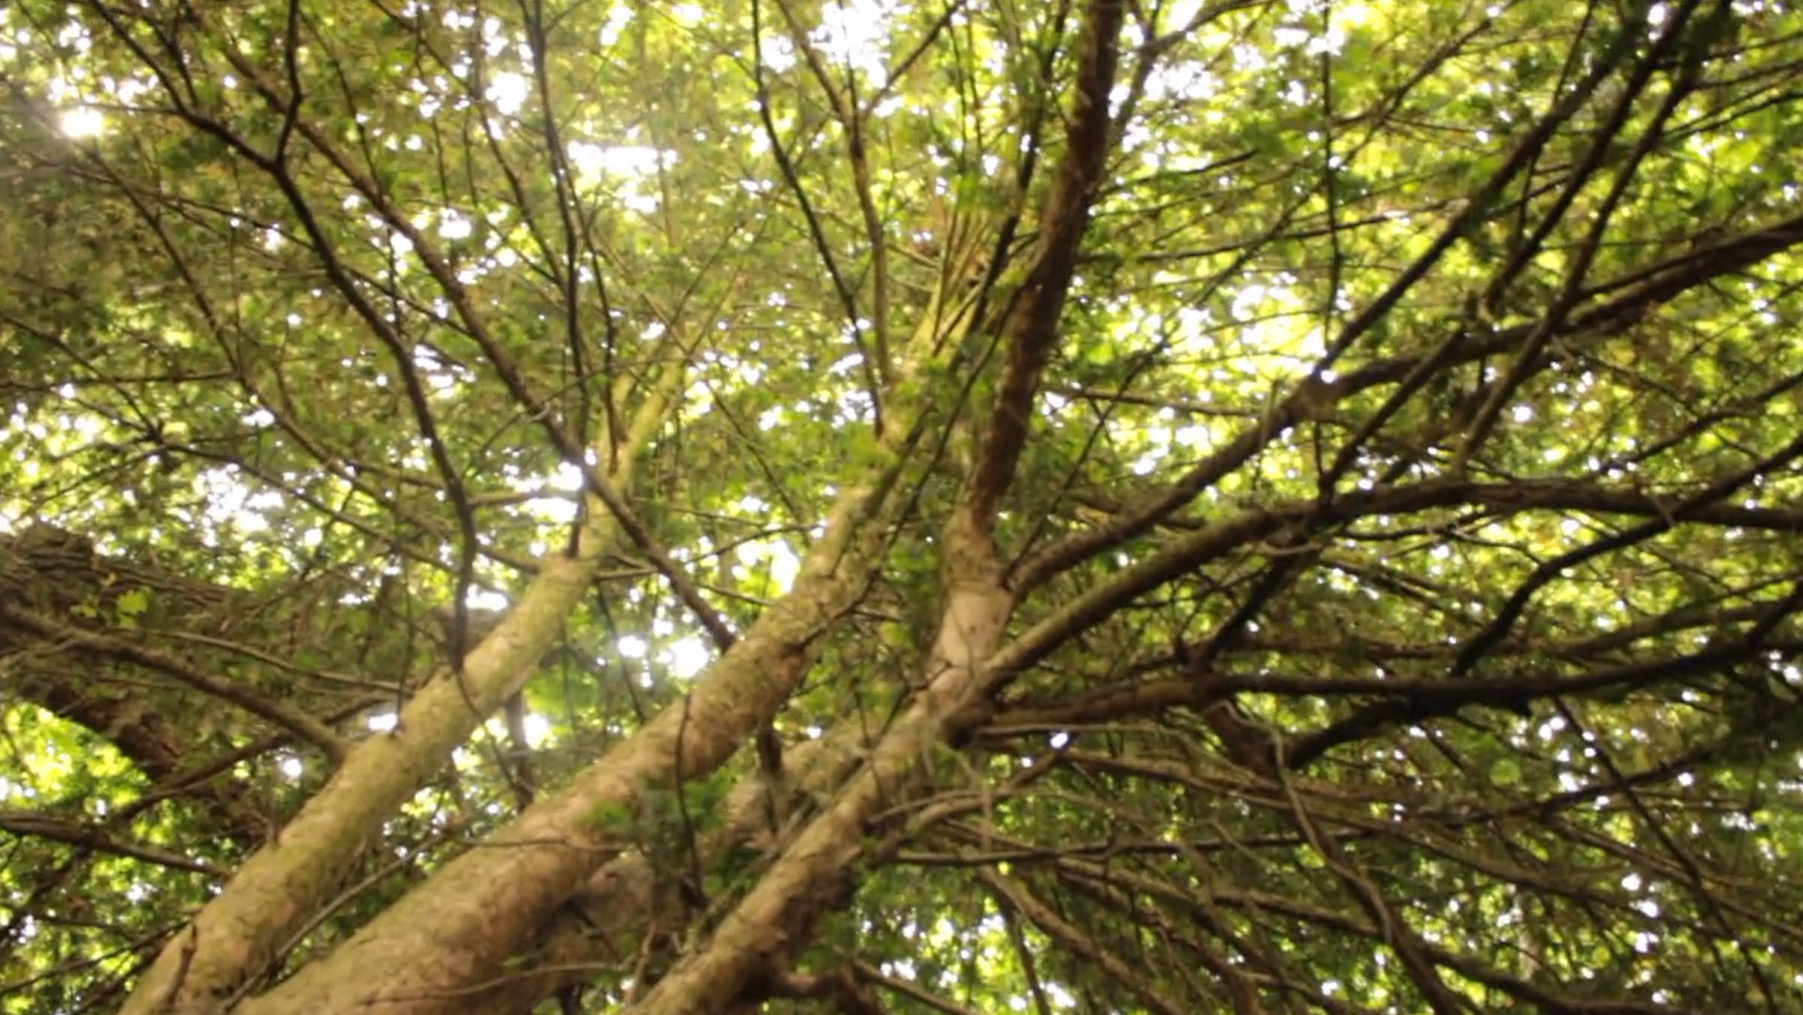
<box><xmin>115</xmin><ymin>543</ymin><xmax>611</xmax><ymax>1015</ymax></box>
<box><xmin>221</xmin><ymin>480</ymin><xmax>886</xmax><ymax>1015</ymax></box>
<box><xmin>619</xmin><ymin>5</ymin><xmax>1126</xmax><ymax>1011</ymax></box>
<box><xmin>0</xmin><ymin>525</ymin><xmax>314</xmax><ymax>847</ymax></box>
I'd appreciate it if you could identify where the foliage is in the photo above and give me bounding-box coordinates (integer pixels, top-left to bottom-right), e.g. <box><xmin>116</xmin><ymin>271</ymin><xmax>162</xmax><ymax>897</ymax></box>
<box><xmin>3</xmin><ymin>0</ymin><xmax>1803</xmax><ymax>1013</ymax></box>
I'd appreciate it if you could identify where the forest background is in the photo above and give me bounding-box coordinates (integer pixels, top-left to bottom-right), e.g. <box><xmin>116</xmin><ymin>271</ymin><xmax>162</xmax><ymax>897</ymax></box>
<box><xmin>2</xmin><ymin>0</ymin><xmax>1803</xmax><ymax>1013</ymax></box>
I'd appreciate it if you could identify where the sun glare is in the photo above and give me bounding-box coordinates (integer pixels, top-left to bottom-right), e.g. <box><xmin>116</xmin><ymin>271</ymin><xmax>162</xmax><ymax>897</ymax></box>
<box><xmin>60</xmin><ymin>107</ymin><xmax>103</xmax><ymax>138</ymax></box>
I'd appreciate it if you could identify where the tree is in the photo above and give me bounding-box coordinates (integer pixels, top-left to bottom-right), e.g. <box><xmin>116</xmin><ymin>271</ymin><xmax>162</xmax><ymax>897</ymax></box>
<box><xmin>2</xmin><ymin>0</ymin><xmax>1802</xmax><ymax>1012</ymax></box>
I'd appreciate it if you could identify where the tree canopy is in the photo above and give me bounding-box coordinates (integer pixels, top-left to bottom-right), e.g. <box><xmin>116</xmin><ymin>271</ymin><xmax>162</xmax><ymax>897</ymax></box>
<box><xmin>3</xmin><ymin>0</ymin><xmax>1803</xmax><ymax>1013</ymax></box>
